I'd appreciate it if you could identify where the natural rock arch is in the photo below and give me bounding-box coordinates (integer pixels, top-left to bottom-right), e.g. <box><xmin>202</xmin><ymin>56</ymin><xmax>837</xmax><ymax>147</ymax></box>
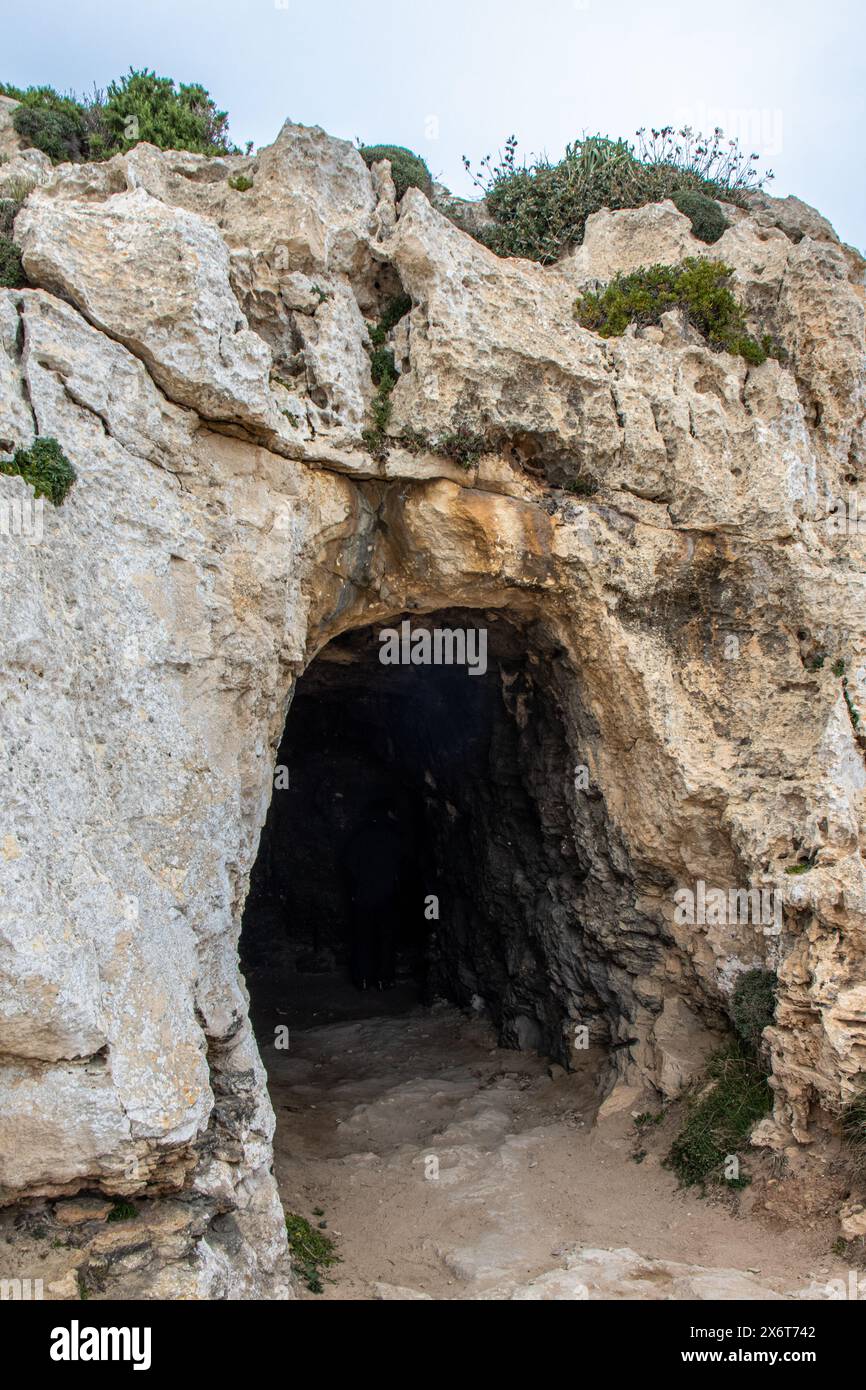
<box><xmin>0</xmin><ymin>118</ymin><xmax>864</xmax><ymax>1298</ymax></box>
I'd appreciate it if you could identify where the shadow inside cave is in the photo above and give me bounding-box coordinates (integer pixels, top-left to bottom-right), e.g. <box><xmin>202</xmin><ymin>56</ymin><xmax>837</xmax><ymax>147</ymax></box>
<box><xmin>240</xmin><ymin>608</ymin><xmax>600</xmax><ymax>1053</ymax></box>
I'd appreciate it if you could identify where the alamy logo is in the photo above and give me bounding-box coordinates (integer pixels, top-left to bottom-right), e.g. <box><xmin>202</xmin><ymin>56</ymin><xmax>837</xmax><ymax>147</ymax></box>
<box><xmin>378</xmin><ymin>620</ymin><xmax>488</xmax><ymax>676</ymax></box>
<box><xmin>0</xmin><ymin>495</ymin><xmax>43</xmax><ymax>544</ymax></box>
<box><xmin>674</xmin><ymin>881</ymin><xmax>782</xmax><ymax>934</ymax></box>
<box><xmin>0</xmin><ymin>1277</ymin><xmax>43</xmax><ymax>1300</ymax></box>
<box><xmin>818</xmin><ymin>1269</ymin><xmax>866</xmax><ymax>1300</ymax></box>
<box><xmin>826</xmin><ymin>493</ymin><xmax>866</xmax><ymax>537</ymax></box>
<box><xmin>50</xmin><ymin>1320</ymin><xmax>152</xmax><ymax>1371</ymax></box>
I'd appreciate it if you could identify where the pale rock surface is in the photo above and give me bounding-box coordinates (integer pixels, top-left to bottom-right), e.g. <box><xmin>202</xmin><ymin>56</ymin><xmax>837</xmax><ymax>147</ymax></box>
<box><xmin>839</xmin><ymin>1200</ymin><xmax>866</xmax><ymax>1239</ymax></box>
<box><xmin>0</xmin><ymin>118</ymin><xmax>864</xmax><ymax>1297</ymax></box>
<box><xmin>504</xmin><ymin>1246</ymin><xmax>787</xmax><ymax>1300</ymax></box>
<box><xmin>15</xmin><ymin>186</ymin><xmax>281</xmax><ymax>434</ymax></box>
<box><xmin>0</xmin><ymin>95</ymin><xmax>22</xmax><ymax>159</ymax></box>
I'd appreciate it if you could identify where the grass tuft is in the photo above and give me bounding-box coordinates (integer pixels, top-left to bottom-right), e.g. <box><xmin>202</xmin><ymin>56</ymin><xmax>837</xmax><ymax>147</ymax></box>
<box><xmin>106</xmin><ymin>1201</ymin><xmax>138</xmax><ymax>1223</ymax></box>
<box><xmin>667</xmin><ymin>1042</ymin><xmax>773</xmax><ymax>1190</ymax></box>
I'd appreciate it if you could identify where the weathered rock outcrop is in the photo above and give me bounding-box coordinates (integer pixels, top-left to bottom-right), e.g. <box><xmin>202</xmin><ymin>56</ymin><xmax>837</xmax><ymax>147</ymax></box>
<box><xmin>1</xmin><ymin>120</ymin><xmax>864</xmax><ymax>1297</ymax></box>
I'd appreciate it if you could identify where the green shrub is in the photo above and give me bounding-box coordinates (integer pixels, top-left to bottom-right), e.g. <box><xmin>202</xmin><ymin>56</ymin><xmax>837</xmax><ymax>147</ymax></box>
<box><xmin>0</xmin><ymin>233</ymin><xmax>25</xmax><ymax>288</ymax></box>
<box><xmin>13</xmin><ymin>103</ymin><xmax>86</xmax><ymax>162</ymax></box>
<box><xmin>463</xmin><ymin>126</ymin><xmax>769</xmax><ymax>265</ymax></box>
<box><xmin>0</xmin><ymin>437</ymin><xmax>77</xmax><ymax>504</ymax></box>
<box><xmin>731</xmin><ymin>969</ymin><xmax>777</xmax><ymax>1050</ymax></box>
<box><xmin>2</xmin><ymin>69</ymin><xmax>235</xmax><ymax>163</ymax></box>
<box><xmin>101</xmin><ymin>69</ymin><xmax>232</xmax><ymax>155</ymax></box>
<box><xmin>285</xmin><ymin>1212</ymin><xmax>340</xmax><ymax>1294</ymax></box>
<box><xmin>667</xmin><ymin>1043</ymin><xmax>773</xmax><ymax>1189</ymax></box>
<box><xmin>360</xmin><ymin>144</ymin><xmax>432</xmax><ymax>200</ymax></box>
<box><xmin>575</xmin><ymin>258</ymin><xmax>784</xmax><ymax>366</ymax></box>
<box><xmin>672</xmin><ymin>188</ymin><xmax>728</xmax><ymax>244</ymax></box>
<box><xmin>227</xmin><ymin>174</ymin><xmax>253</xmax><ymax>192</ymax></box>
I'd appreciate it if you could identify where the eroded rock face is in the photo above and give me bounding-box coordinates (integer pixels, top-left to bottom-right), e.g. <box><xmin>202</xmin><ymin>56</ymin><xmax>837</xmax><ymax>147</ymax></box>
<box><xmin>1</xmin><ymin>120</ymin><xmax>865</xmax><ymax>1297</ymax></box>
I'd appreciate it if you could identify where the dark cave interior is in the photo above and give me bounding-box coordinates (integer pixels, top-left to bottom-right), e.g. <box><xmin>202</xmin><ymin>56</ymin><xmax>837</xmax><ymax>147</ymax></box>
<box><xmin>240</xmin><ymin>608</ymin><xmax>614</xmax><ymax>1058</ymax></box>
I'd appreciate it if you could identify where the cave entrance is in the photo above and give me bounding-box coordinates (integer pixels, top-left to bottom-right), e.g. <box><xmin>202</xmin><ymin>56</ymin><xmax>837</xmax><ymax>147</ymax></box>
<box><xmin>241</xmin><ymin>607</ymin><xmax>609</xmax><ymax>1055</ymax></box>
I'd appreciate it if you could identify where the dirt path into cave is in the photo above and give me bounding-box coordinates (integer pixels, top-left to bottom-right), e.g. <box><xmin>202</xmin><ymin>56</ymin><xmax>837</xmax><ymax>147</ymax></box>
<box><xmin>262</xmin><ymin>984</ymin><xmax>841</xmax><ymax>1301</ymax></box>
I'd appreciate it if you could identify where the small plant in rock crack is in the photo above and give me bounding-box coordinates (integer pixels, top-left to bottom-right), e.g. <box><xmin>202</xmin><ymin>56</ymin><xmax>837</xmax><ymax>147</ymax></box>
<box><xmin>106</xmin><ymin>1201</ymin><xmax>139</xmax><ymax>1222</ymax></box>
<box><xmin>285</xmin><ymin>1212</ymin><xmax>340</xmax><ymax>1294</ymax></box>
<box><xmin>434</xmin><ymin>425</ymin><xmax>488</xmax><ymax>470</ymax></box>
<box><xmin>227</xmin><ymin>173</ymin><xmax>254</xmax><ymax>192</ymax></box>
<box><xmin>843</xmin><ymin>679</ymin><xmax>863</xmax><ymax>732</ymax></box>
<box><xmin>368</xmin><ymin>293</ymin><xmax>412</xmax><ymax>347</ymax></box>
<box><xmin>562</xmin><ymin>475</ymin><xmax>598</xmax><ymax>497</ymax></box>
<box><xmin>397</xmin><ymin>424</ymin><xmax>488</xmax><ymax>469</ymax></box>
<box><xmin>785</xmin><ymin>852</ymin><xmax>817</xmax><ymax>876</ymax></box>
<box><xmin>361</xmin><ymin>295</ymin><xmax>413</xmax><ymax>458</ymax></box>
<box><xmin>370</xmin><ymin>345</ymin><xmax>398</xmax><ymax>391</ymax></box>
<box><xmin>830</xmin><ymin>659</ymin><xmax>866</xmax><ymax>740</ymax></box>
<box><xmin>0</xmin><ymin>437</ymin><xmax>77</xmax><ymax>504</ymax></box>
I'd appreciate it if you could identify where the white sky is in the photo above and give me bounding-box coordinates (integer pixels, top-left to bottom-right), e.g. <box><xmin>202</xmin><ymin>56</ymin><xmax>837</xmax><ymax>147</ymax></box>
<box><xmin>2</xmin><ymin>0</ymin><xmax>864</xmax><ymax>249</ymax></box>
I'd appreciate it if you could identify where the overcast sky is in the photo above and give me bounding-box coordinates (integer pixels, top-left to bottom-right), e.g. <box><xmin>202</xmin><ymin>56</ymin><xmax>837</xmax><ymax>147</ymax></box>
<box><xmin>3</xmin><ymin>0</ymin><xmax>864</xmax><ymax>250</ymax></box>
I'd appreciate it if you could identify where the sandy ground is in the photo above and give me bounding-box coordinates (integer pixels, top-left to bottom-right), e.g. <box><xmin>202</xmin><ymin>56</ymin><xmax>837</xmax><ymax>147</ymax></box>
<box><xmin>253</xmin><ymin>973</ymin><xmax>846</xmax><ymax>1301</ymax></box>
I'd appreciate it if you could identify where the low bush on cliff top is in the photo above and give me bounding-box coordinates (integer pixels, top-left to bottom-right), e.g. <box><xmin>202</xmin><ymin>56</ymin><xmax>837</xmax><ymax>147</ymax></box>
<box><xmin>1</xmin><ymin>68</ymin><xmax>235</xmax><ymax>163</ymax></box>
<box><xmin>0</xmin><ymin>437</ymin><xmax>77</xmax><ymax>505</ymax></box>
<box><xmin>575</xmin><ymin>258</ymin><xmax>785</xmax><ymax>366</ymax></box>
<box><xmin>359</xmin><ymin>144</ymin><xmax>433</xmax><ymax>200</ymax></box>
<box><xmin>463</xmin><ymin>127</ymin><xmax>769</xmax><ymax>264</ymax></box>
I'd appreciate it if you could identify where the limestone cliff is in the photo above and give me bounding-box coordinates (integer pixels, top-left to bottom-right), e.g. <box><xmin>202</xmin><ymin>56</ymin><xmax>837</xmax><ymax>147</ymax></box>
<box><xmin>0</xmin><ymin>120</ymin><xmax>864</xmax><ymax>1298</ymax></box>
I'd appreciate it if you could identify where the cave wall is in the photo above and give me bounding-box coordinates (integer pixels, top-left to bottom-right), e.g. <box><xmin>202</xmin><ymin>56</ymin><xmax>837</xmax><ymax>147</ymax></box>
<box><xmin>0</xmin><ymin>119</ymin><xmax>864</xmax><ymax>1296</ymax></box>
